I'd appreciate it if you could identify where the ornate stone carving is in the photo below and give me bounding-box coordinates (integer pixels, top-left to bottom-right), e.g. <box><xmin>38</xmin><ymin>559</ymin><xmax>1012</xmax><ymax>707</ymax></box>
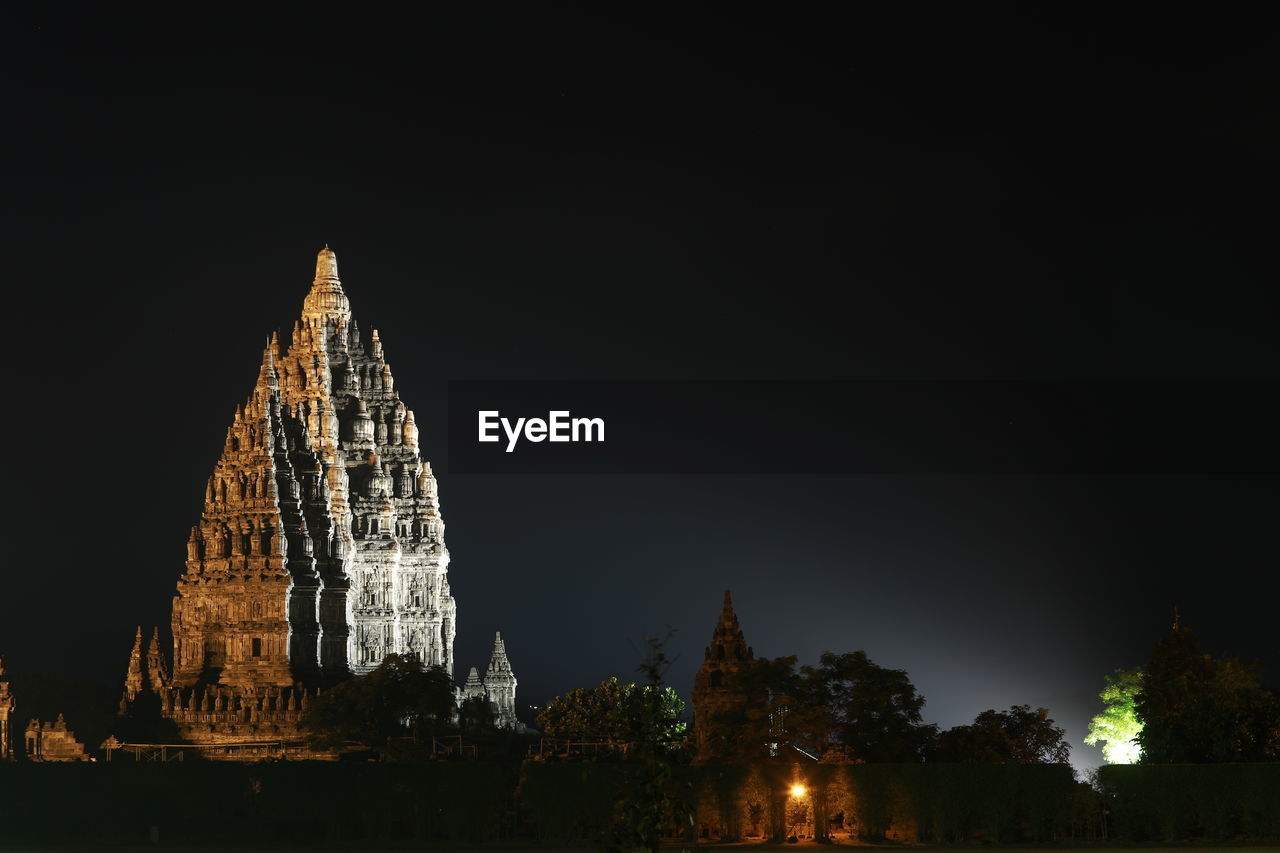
<box><xmin>25</xmin><ymin>714</ymin><xmax>90</xmax><ymax>762</ymax></box>
<box><xmin>0</xmin><ymin>656</ymin><xmax>14</xmax><ymax>761</ymax></box>
<box><xmin>109</xmin><ymin>248</ymin><xmax>528</xmax><ymax>752</ymax></box>
<box><xmin>482</xmin><ymin>632</ymin><xmax>519</xmax><ymax>730</ymax></box>
<box><xmin>170</xmin><ymin>247</ymin><xmax>457</xmax><ymax>698</ymax></box>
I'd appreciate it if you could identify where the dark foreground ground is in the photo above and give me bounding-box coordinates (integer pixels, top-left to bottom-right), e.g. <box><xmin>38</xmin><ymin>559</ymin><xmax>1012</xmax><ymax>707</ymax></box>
<box><xmin>6</xmin><ymin>843</ymin><xmax>1280</xmax><ymax>853</ymax></box>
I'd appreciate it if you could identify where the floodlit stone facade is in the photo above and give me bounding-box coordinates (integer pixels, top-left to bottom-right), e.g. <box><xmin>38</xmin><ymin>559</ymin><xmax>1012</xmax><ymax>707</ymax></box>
<box><xmin>691</xmin><ymin>590</ymin><xmax>755</xmax><ymax>762</ymax></box>
<box><xmin>114</xmin><ymin>248</ymin><xmax>519</xmax><ymax>749</ymax></box>
<box><xmin>25</xmin><ymin>715</ymin><xmax>90</xmax><ymax>761</ymax></box>
<box><xmin>460</xmin><ymin>632</ymin><xmax>519</xmax><ymax>730</ymax></box>
<box><xmin>0</xmin><ymin>656</ymin><xmax>13</xmax><ymax>761</ymax></box>
<box><xmin>483</xmin><ymin>632</ymin><xmax>519</xmax><ymax>729</ymax></box>
<box><xmin>171</xmin><ymin>246</ymin><xmax>456</xmax><ymax>691</ymax></box>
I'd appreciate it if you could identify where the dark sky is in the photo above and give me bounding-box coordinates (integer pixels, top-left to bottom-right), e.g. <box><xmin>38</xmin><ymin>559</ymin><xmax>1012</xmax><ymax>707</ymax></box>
<box><xmin>2</xmin><ymin>8</ymin><xmax>1276</xmax><ymax>773</ymax></box>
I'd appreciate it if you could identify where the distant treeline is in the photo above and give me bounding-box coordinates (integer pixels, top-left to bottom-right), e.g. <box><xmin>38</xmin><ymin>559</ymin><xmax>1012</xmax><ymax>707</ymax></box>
<box><xmin>1</xmin><ymin>760</ymin><xmax>1278</xmax><ymax>845</ymax></box>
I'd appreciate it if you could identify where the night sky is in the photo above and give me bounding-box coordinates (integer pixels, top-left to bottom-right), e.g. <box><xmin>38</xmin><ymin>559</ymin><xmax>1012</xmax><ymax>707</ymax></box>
<box><xmin>3</xmin><ymin>9</ymin><xmax>1276</xmax><ymax>773</ymax></box>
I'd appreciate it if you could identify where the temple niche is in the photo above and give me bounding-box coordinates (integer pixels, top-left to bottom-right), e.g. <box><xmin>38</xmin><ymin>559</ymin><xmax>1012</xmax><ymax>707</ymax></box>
<box><xmin>114</xmin><ymin>248</ymin><xmax>518</xmax><ymax>751</ymax></box>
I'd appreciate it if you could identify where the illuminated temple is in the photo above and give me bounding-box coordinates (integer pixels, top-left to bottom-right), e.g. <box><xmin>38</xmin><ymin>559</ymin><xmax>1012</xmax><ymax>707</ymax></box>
<box><xmin>121</xmin><ymin>248</ymin><xmax>516</xmax><ymax>748</ymax></box>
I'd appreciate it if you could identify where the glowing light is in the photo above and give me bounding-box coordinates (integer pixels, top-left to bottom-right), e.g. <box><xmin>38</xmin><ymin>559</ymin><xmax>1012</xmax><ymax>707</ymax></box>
<box><xmin>1085</xmin><ymin>668</ymin><xmax>1145</xmax><ymax>765</ymax></box>
<box><xmin>790</xmin><ymin>784</ymin><xmax>806</xmax><ymax>797</ymax></box>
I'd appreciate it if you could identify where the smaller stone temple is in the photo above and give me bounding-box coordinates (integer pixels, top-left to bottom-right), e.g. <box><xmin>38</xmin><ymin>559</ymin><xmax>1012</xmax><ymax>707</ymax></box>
<box><xmin>460</xmin><ymin>632</ymin><xmax>520</xmax><ymax>730</ymax></box>
<box><xmin>24</xmin><ymin>715</ymin><xmax>90</xmax><ymax>762</ymax></box>
<box><xmin>483</xmin><ymin>632</ymin><xmax>519</xmax><ymax>729</ymax></box>
<box><xmin>0</xmin><ymin>656</ymin><xmax>14</xmax><ymax>760</ymax></box>
<box><xmin>691</xmin><ymin>590</ymin><xmax>756</xmax><ymax>762</ymax></box>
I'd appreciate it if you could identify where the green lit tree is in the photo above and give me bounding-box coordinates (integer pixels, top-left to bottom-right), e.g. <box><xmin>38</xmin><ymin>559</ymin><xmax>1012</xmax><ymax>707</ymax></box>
<box><xmin>607</xmin><ymin>635</ymin><xmax>693</xmax><ymax>853</ymax></box>
<box><xmin>1084</xmin><ymin>667</ymin><xmax>1144</xmax><ymax>764</ymax></box>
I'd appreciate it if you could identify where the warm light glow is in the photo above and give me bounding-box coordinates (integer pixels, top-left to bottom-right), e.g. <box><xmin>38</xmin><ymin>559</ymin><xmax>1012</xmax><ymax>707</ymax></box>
<box><xmin>790</xmin><ymin>784</ymin><xmax>806</xmax><ymax>797</ymax></box>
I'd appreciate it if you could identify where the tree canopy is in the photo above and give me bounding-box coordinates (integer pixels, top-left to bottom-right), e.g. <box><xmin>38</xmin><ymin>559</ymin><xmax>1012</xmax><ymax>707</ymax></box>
<box><xmin>302</xmin><ymin>654</ymin><xmax>457</xmax><ymax>756</ymax></box>
<box><xmin>536</xmin><ymin>677</ymin><xmax>686</xmax><ymax>743</ymax></box>
<box><xmin>815</xmin><ymin>651</ymin><xmax>935</xmax><ymax>763</ymax></box>
<box><xmin>931</xmin><ymin>704</ymin><xmax>1071</xmax><ymax>764</ymax></box>
<box><xmin>1136</xmin><ymin>626</ymin><xmax>1280</xmax><ymax>763</ymax></box>
<box><xmin>708</xmin><ymin>651</ymin><xmax>935</xmax><ymax>763</ymax></box>
<box><xmin>1084</xmin><ymin>667</ymin><xmax>1144</xmax><ymax>764</ymax></box>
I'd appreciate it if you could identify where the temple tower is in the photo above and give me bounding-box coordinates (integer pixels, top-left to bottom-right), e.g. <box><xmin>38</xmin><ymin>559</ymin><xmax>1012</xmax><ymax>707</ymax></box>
<box><xmin>122</xmin><ymin>627</ymin><xmax>145</xmax><ymax>705</ymax></box>
<box><xmin>691</xmin><ymin>590</ymin><xmax>755</xmax><ymax>762</ymax></box>
<box><xmin>482</xmin><ymin>631</ymin><xmax>519</xmax><ymax>729</ymax></box>
<box><xmin>170</xmin><ymin>247</ymin><xmax>456</xmax><ymax>692</ymax></box>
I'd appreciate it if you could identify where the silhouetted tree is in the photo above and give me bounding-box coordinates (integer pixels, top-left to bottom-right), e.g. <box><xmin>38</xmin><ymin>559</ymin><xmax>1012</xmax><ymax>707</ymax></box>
<box><xmin>536</xmin><ymin>677</ymin><xmax>685</xmax><ymax>743</ymax></box>
<box><xmin>302</xmin><ymin>654</ymin><xmax>456</xmax><ymax>756</ymax></box>
<box><xmin>1137</xmin><ymin>626</ymin><xmax>1280</xmax><ymax>763</ymax></box>
<box><xmin>811</xmin><ymin>651</ymin><xmax>935</xmax><ymax>763</ymax></box>
<box><xmin>708</xmin><ymin>655</ymin><xmax>829</xmax><ymax>761</ymax></box>
<box><xmin>712</xmin><ymin>651</ymin><xmax>934</xmax><ymax>763</ymax></box>
<box><xmin>458</xmin><ymin>694</ymin><xmax>497</xmax><ymax>733</ymax></box>
<box><xmin>114</xmin><ymin>688</ymin><xmax>184</xmax><ymax>747</ymax></box>
<box><xmin>607</xmin><ymin>634</ymin><xmax>693</xmax><ymax>853</ymax></box>
<box><xmin>930</xmin><ymin>704</ymin><xmax>1070</xmax><ymax>764</ymax></box>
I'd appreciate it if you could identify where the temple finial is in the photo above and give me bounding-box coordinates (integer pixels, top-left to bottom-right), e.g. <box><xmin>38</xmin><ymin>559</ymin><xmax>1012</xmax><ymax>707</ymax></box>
<box><xmin>303</xmin><ymin>245</ymin><xmax>350</xmax><ymax>326</ymax></box>
<box><xmin>314</xmin><ymin>245</ymin><xmax>339</xmax><ymax>284</ymax></box>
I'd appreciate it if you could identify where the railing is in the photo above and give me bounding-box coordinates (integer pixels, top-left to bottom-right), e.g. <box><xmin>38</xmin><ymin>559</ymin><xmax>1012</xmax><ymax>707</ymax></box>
<box><xmin>104</xmin><ymin>740</ymin><xmax>306</xmax><ymax>761</ymax></box>
<box><xmin>525</xmin><ymin>736</ymin><xmax>687</xmax><ymax>760</ymax></box>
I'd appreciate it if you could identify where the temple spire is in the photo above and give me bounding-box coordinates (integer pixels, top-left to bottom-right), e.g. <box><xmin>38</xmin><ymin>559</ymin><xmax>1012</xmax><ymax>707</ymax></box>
<box><xmin>482</xmin><ymin>631</ymin><xmax>518</xmax><ymax>729</ymax></box>
<box><xmin>122</xmin><ymin>627</ymin><xmax>144</xmax><ymax>704</ymax></box>
<box><xmin>147</xmin><ymin>628</ymin><xmax>170</xmax><ymax>692</ymax></box>
<box><xmin>314</xmin><ymin>245</ymin><xmax>339</xmax><ymax>284</ymax></box>
<box><xmin>487</xmin><ymin>631</ymin><xmax>512</xmax><ymax>675</ymax></box>
<box><xmin>302</xmin><ymin>246</ymin><xmax>351</xmax><ymax>327</ymax></box>
<box><xmin>691</xmin><ymin>590</ymin><xmax>756</xmax><ymax>762</ymax></box>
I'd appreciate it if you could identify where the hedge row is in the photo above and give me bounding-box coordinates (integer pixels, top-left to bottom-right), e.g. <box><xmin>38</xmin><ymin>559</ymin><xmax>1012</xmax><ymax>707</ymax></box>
<box><xmin>0</xmin><ymin>762</ymin><xmax>517</xmax><ymax>845</ymax></box>
<box><xmin>2</xmin><ymin>761</ymin><xmax>1276</xmax><ymax>845</ymax></box>
<box><xmin>1099</xmin><ymin>763</ymin><xmax>1280</xmax><ymax>841</ymax></box>
<box><xmin>523</xmin><ymin>762</ymin><xmax>1092</xmax><ymax>843</ymax></box>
